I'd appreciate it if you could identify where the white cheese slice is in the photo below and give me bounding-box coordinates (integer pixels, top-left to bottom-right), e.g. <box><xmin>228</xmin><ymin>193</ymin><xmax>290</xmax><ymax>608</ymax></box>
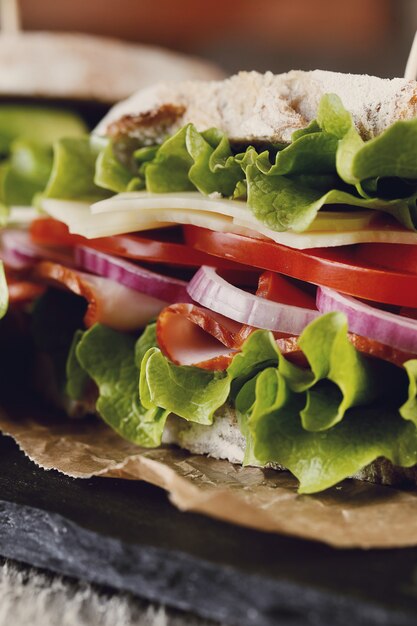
<box><xmin>42</xmin><ymin>199</ymin><xmax>169</xmax><ymax>238</ymax></box>
<box><xmin>8</xmin><ymin>206</ymin><xmax>39</xmax><ymax>227</ymax></box>
<box><xmin>41</xmin><ymin>198</ymin><xmax>258</xmax><ymax>240</ymax></box>
<box><xmin>90</xmin><ymin>191</ymin><xmax>376</xmax><ymax>232</ymax></box>
<box><xmin>41</xmin><ymin>194</ymin><xmax>417</xmax><ymax>249</ymax></box>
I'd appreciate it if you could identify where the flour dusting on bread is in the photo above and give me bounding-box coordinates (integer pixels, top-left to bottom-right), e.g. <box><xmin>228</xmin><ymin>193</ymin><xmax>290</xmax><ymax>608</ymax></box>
<box><xmin>96</xmin><ymin>69</ymin><xmax>417</xmax><ymax>144</ymax></box>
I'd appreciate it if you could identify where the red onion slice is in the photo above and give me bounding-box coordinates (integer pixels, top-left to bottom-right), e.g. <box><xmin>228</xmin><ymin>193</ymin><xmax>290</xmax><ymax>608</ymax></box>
<box><xmin>0</xmin><ymin>230</ymin><xmax>73</xmax><ymax>268</ymax></box>
<box><xmin>317</xmin><ymin>286</ymin><xmax>417</xmax><ymax>353</ymax></box>
<box><xmin>0</xmin><ymin>246</ymin><xmax>31</xmax><ymax>270</ymax></box>
<box><xmin>187</xmin><ymin>266</ymin><xmax>319</xmax><ymax>334</ymax></box>
<box><xmin>74</xmin><ymin>246</ymin><xmax>190</xmax><ymax>304</ymax></box>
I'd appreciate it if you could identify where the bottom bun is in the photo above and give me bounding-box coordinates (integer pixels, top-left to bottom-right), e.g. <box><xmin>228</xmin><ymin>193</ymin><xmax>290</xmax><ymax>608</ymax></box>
<box><xmin>162</xmin><ymin>406</ymin><xmax>417</xmax><ymax>489</ymax></box>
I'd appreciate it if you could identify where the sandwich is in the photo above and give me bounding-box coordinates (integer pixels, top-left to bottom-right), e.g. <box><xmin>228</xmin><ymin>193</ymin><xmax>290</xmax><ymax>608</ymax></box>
<box><xmin>3</xmin><ymin>69</ymin><xmax>417</xmax><ymax>495</ymax></box>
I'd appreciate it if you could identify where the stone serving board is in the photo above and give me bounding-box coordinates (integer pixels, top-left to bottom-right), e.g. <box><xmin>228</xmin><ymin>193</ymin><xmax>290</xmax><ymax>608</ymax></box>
<box><xmin>0</xmin><ymin>436</ymin><xmax>417</xmax><ymax>625</ymax></box>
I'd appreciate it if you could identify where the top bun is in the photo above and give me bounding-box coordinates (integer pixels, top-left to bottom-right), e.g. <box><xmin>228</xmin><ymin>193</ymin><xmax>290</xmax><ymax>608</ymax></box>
<box><xmin>95</xmin><ymin>69</ymin><xmax>417</xmax><ymax>144</ymax></box>
<box><xmin>0</xmin><ymin>32</ymin><xmax>225</xmax><ymax>103</ymax></box>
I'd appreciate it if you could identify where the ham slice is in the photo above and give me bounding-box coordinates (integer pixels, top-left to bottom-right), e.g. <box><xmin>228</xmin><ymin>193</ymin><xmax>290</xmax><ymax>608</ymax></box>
<box><xmin>156</xmin><ymin>270</ymin><xmax>413</xmax><ymax>369</ymax></box>
<box><xmin>157</xmin><ymin>272</ymin><xmax>311</xmax><ymax>369</ymax></box>
<box><xmin>7</xmin><ymin>278</ymin><xmax>45</xmax><ymax>305</ymax></box>
<box><xmin>33</xmin><ymin>261</ymin><xmax>168</xmax><ymax>331</ymax></box>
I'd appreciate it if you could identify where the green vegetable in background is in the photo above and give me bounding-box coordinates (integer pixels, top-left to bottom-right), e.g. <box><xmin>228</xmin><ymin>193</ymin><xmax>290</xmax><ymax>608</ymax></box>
<box><xmin>0</xmin><ymin>263</ymin><xmax>8</xmax><ymax>320</ymax></box>
<box><xmin>2</xmin><ymin>140</ymin><xmax>53</xmax><ymax>206</ymax></box>
<box><xmin>0</xmin><ymin>106</ymin><xmax>87</xmax><ymax>210</ymax></box>
<box><xmin>0</xmin><ymin>106</ymin><xmax>87</xmax><ymax>155</ymax></box>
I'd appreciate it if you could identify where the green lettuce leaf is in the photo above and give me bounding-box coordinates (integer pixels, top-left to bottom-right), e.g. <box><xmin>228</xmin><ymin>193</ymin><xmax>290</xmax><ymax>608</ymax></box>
<box><xmin>316</xmin><ymin>93</ymin><xmax>353</xmax><ymax>139</ymax></box>
<box><xmin>142</xmin><ymin>124</ymin><xmax>244</xmax><ymax>196</ymax></box>
<box><xmin>266</xmin><ymin>132</ymin><xmax>338</xmax><ymax>176</ymax></box>
<box><xmin>76</xmin><ymin>324</ymin><xmax>169</xmax><ymax>447</ymax></box>
<box><xmin>140</xmin><ymin>346</ymin><xmax>230</xmax><ymax>424</ymax></box>
<box><xmin>237</xmin><ymin>367</ymin><xmax>417</xmax><ymax>493</ymax></box>
<box><xmin>187</xmin><ymin>126</ymin><xmax>245</xmax><ymax>195</ymax></box>
<box><xmin>44</xmin><ymin>137</ymin><xmax>111</xmax><ymax>201</ymax></box>
<box><xmin>134</xmin><ymin>321</ymin><xmax>158</xmax><ymax>365</ymax></box>
<box><xmin>227</xmin><ymin>329</ymin><xmax>279</xmax><ymax>397</ymax></box>
<box><xmin>230</xmin><ymin>314</ymin><xmax>397</xmax><ymax>433</ymax></box>
<box><xmin>338</xmin><ymin>117</ymin><xmax>417</xmax><ymax>184</ymax></box>
<box><xmin>285</xmin><ymin>312</ymin><xmax>382</xmax><ymax>430</ymax></box>
<box><xmin>137</xmin><ymin>313</ymin><xmax>406</xmax><ymax>436</ymax></box>
<box><xmin>145</xmin><ymin>125</ymin><xmax>195</xmax><ymax>193</ymax></box>
<box><xmin>400</xmin><ymin>360</ymin><xmax>417</xmax><ymax>425</ymax></box>
<box><xmin>65</xmin><ymin>330</ymin><xmax>92</xmax><ymax>402</ymax></box>
<box><xmin>0</xmin><ymin>106</ymin><xmax>87</xmax><ymax>210</ymax></box>
<box><xmin>94</xmin><ymin>141</ymin><xmax>136</xmax><ymax>193</ymax></box>
<box><xmin>55</xmin><ymin>312</ymin><xmax>416</xmax><ymax>493</ymax></box>
<box><xmin>42</xmin><ymin>93</ymin><xmax>417</xmax><ymax>233</ymax></box>
<box><xmin>132</xmin><ymin>146</ymin><xmax>159</xmax><ymax>190</ymax></box>
<box><xmin>245</xmin><ymin>161</ymin><xmax>415</xmax><ymax>233</ymax></box>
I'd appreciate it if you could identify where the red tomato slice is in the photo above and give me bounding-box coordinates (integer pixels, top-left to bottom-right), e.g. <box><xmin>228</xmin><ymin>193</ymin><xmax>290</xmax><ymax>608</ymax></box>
<box><xmin>30</xmin><ymin>218</ymin><xmax>84</xmax><ymax>247</ymax></box>
<box><xmin>255</xmin><ymin>271</ymin><xmax>316</xmax><ymax>309</ymax></box>
<box><xmin>355</xmin><ymin>243</ymin><xmax>417</xmax><ymax>274</ymax></box>
<box><xmin>184</xmin><ymin>226</ymin><xmax>417</xmax><ymax>307</ymax></box>
<box><xmin>30</xmin><ymin>218</ymin><xmax>246</xmax><ymax>270</ymax></box>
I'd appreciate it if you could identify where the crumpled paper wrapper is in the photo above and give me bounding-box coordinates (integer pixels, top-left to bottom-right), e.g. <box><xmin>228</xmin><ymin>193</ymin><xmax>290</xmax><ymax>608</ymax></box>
<box><xmin>1</xmin><ymin>405</ymin><xmax>417</xmax><ymax>549</ymax></box>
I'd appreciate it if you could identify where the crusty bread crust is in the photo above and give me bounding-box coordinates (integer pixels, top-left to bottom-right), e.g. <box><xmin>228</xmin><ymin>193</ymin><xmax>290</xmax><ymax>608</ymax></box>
<box><xmin>0</xmin><ymin>32</ymin><xmax>224</xmax><ymax>103</ymax></box>
<box><xmin>95</xmin><ymin>69</ymin><xmax>417</xmax><ymax>144</ymax></box>
<box><xmin>162</xmin><ymin>407</ymin><xmax>417</xmax><ymax>489</ymax></box>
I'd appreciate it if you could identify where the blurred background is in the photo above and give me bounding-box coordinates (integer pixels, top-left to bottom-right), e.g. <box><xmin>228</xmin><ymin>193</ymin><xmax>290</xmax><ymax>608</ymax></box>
<box><xmin>16</xmin><ymin>0</ymin><xmax>417</xmax><ymax>77</ymax></box>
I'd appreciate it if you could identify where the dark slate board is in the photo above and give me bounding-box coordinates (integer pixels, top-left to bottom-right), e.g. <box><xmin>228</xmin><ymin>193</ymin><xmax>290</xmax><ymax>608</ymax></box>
<box><xmin>1</xmin><ymin>434</ymin><xmax>417</xmax><ymax>626</ymax></box>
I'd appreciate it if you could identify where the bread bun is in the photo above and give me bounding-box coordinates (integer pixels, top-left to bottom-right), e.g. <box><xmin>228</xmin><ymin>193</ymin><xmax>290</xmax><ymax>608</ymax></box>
<box><xmin>163</xmin><ymin>407</ymin><xmax>417</xmax><ymax>488</ymax></box>
<box><xmin>96</xmin><ymin>69</ymin><xmax>417</xmax><ymax>144</ymax></box>
<box><xmin>0</xmin><ymin>32</ymin><xmax>224</xmax><ymax>103</ymax></box>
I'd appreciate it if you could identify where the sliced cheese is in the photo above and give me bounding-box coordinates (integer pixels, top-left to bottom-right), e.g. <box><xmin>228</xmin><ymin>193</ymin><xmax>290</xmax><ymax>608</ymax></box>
<box><xmin>42</xmin><ymin>199</ymin><xmax>170</xmax><ymax>238</ymax></box>
<box><xmin>90</xmin><ymin>191</ymin><xmax>376</xmax><ymax>233</ymax></box>
<box><xmin>41</xmin><ymin>198</ymin><xmax>256</xmax><ymax>240</ymax></box>
<box><xmin>8</xmin><ymin>206</ymin><xmax>39</xmax><ymax>227</ymax></box>
<box><xmin>41</xmin><ymin>195</ymin><xmax>417</xmax><ymax>249</ymax></box>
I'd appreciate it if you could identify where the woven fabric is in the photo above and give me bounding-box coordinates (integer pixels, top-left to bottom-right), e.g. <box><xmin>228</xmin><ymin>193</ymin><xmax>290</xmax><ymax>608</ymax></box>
<box><xmin>0</xmin><ymin>559</ymin><xmax>223</xmax><ymax>626</ymax></box>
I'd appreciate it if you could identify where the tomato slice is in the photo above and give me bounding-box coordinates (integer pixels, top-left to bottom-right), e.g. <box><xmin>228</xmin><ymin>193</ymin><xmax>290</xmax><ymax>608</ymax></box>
<box><xmin>30</xmin><ymin>218</ymin><xmax>85</xmax><ymax>247</ymax></box>
<box><xmin>30</xmin><ymin>218</ymin><xmax>246</xmax><ymax>270</ymax></box>
<box><xmin>355</xmin><ymin>243</ymin><xmax>417</xmax><ymax>274</ymax></box>
<box><xmin>184</xmin><ymin>226</ymin><xmax>417</xmax><ymax>307</ymax></box>
<box><xmin>256</xmin><ymin>271</ymin><xmax>316</xmax><ymax>309</ymax></box>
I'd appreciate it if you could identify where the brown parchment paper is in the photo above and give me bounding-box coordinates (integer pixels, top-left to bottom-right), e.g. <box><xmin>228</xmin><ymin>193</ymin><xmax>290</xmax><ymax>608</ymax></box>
<box><xmin>1</xmin><ymin>406</ymin><xmax>417</xmax><ymax>549</ymax></box>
